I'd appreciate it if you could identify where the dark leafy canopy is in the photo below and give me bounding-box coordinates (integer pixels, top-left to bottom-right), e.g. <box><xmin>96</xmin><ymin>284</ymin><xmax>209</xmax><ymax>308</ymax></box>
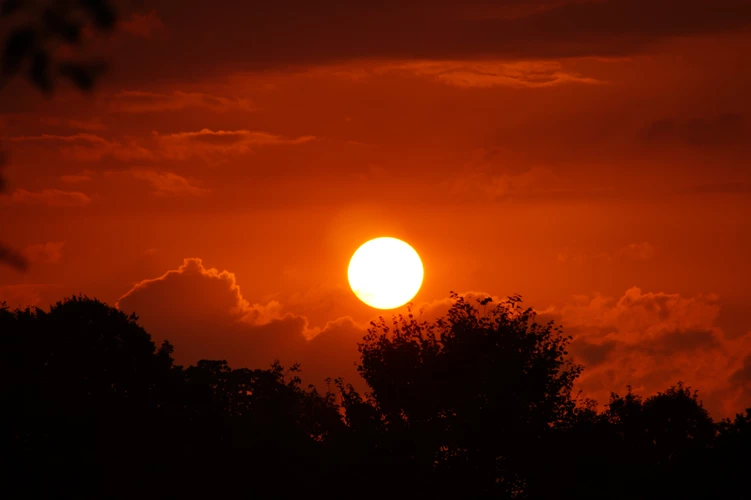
<box><xmin>358</xmin><ymin>293</ymin><xmax>583</xmax><ymax>497</ymax></box>
<box><xmin>1</xmin><ymin>294</ymin><xmax>751</xmax><ymax>499</ymax></box>
<box><xmin>0</xmin><ymin>296</ymin><xmax>352</xmax><ymax>498</ymax></box>
<box><xmin>0</xmin><ymin>0</ymin><xmax>116</xmax><ymax>93</ymax></box>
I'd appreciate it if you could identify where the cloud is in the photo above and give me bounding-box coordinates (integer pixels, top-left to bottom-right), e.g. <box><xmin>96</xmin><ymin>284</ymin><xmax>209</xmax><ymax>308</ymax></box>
<box><xmin>128</xmin><ymin>169</ymin><xmax>210</xmax><ymax>196</ymax></box>
<box><xmin>22</xmin><ymin>242</ymin><xmax>65</xmax><ymax>264</ymax></box>
<box><xmin>109</xmin><ymin>0</ymin><xmax>751</xmax><ymax>81</ymax></box>
<box><xmin>558</xmin><ymin>242</ymin><xmax>656</xmax><ymax>265</ymax></box>
<box><xmin>10</xmin><ymin>128</ymin><xmax>313</xmax><ymax>166</ymax></box>
<box><xmin>444</xmin><ymin>148</ymin><xmax>619</xmax><ymax>203</ymax></box>
<box><xmin>411</xmin><ymin>289</ymin><xmax>751</xmax><ymax>417</ymax></box>
<box><xmin>643</xmin><ymin>114</ymin><xmax>749</xmax><ymax>148</ymax></box>
<box><xmin>115</xmin><ymin>269</ymin><xmax>751</xmax><ymax>418</ymax></box>
<box><xmin>39</xmin><ymin>117</ymin><xmax>107</xmax><ymax>132</ymax></box>
<box><xmin>118</xmin><ymin>10</ymin><xmax>167</xmax><ymax>39</ymax></box>
<box><xmin>2</xmin><ymin>188</ymin><xmax>91</xmax><ymax>207</ymax></box>
<box><xmin>448</xmin><ymin>153</ymin><xmax>568</xmax><ymax>201</ymax></box>
<box><xmin>610</xmin><ymin>242</ymin><xmax>656</xmax><ymax>261</ymax></box>
<box><xmin>109</xmin><ymin>90</ymin><xmax>256</xmax><ymax>113</ymax></box>
<box><xmin>380</xmin><ymin>60</ymin><xmax>605</xmax><ymax>88</ymax></box>
<box><xmin>116</xmin><ymin>259</ymin><xmax>366</xmax><ymax>389</ymax></box>
<box><xmin>154</xmin><ymin>129</ymin><xmax>316</xmax><ymax>163</ymax></box>
<box><xmin>538</xmin><ymin>287</ymin><xmax>751</xmax><ymax>417</ymax></box>
<box><xmin>683</xmin><ymin>181</ymin><xmax>751</xmax><ymax>196</ymax></box>
<box><xmin>556</xmin><ymin>250</ymin><xmax>588</xmax><ymax>266</ymax></box>
<box><xmin>60</xmin><ymin>173</ymin><xmax>94</xmax><ymax>184</ymax></box>
<box><xmin>10</xmin><ymin>133</ymin><xmax>154</xmax><ymax>163</ymax></box>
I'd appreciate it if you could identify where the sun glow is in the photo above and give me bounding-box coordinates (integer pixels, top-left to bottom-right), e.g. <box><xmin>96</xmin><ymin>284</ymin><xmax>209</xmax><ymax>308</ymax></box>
<box><xmin>348</xmin><ymin>237</ymin><xmax>424</xmax><ymax>309</ymax></box>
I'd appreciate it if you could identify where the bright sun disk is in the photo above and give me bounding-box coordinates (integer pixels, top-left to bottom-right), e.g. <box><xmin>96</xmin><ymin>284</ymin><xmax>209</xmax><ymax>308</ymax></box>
<box><xmin>348</xmin><ymin>237</ymin><xmax>424</xmax><ymax>309</ymax></box>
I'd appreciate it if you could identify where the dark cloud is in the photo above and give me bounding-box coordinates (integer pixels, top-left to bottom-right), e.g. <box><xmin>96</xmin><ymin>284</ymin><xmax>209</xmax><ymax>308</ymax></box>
<box><xmin>643</xmin><ymin>113</ymin><xmax>749</xmax><ymax>148</ymax></box>
<box><xmin>109</xmin><ymin>90</ymin><xmax>256</xmax><ymax>113</ymax></box>
<box><xmin>117</xmin><ymin>268</ymin><xmax>751</xmax><ymax>417</ymax></box>
<box><xmin>539</xmin><ymin>287</ymin><xmax>751</xmax><ymax>417</ymax></box>
<box><xmin>105</xmin><ymin>0</ymin><xmax>751</xmax><ymax>83</ymax></box>
<box><xmin>116</xmin><ymin>258</ymin><xmax>366</xmax><ymax>389</ymax></box>
<box><xmin>683</xmin><ymin>181</ymin><xmax>751</xmax><ymax>195</ymax></box>
<box><xmin>570</xmin><ymin>338</ymin><xmax>618</xmax><ymax>366</ymax></box>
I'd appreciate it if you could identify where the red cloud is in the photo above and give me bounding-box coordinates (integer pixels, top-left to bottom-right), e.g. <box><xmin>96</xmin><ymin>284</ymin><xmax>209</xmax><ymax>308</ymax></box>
<box><xmin>558</xmin><ymin>242</ymin><xmax>657</xmax><ymax>266</ymax></box>
<box><xmin>10</xmin><ymin>133</ymin><xmax>154</xmax><ymax>163</ymax></box>
<box><xmin>116</xmin><ymin>259</ymin><xmax>365</xmax><ymax>390</ymax></box>
<box><xmin>128</xmin><ymin>169</ymin><xmax>210</xmax><ymax>197</ymax></box>
<box><xmin>104</xmin><ymin>0</ymin><xmax>751</xmax><ymax>80</ymax></box>
<box><xmin>116</xmin><ymin>264</ymin><xmax>751</xmax><ymax>419</ymax></box>
<box><xmin>3</xmin><ymin>188</ymin><xmax>91</xmax><ymax>207</ymax></box>
<box><xmin>414</xmin><ymin>289</ymin><xmax>751</xmax><ymax>417</ymax></box>
<box><xmin>22</xmin><ymin>242</ymin><xmax>65</xmax><ymax>264</ymax></box>
<box><xmin>538</xmin><ymin>287</ymin><xmax>751</xmax><ymax>417</ymax></box>
<box><xmin>118</xmin><ymin>10</ymin><xmax>167</xmax><ymax>39</ymax></box>
<box><xmin>154</xmin><ymin>129</ymin><xmax>315</xmax><ymax>163</ymax></box>
<box><xmin>110</xmin><ymin>90</ymin><xmax>256</xmax><ymax>113</ymax></box>
<box><xmin>60</xmin><ymin>174</ymin><xmax>93</xmax><ymax>184</ymax></box>
<box><xmin>379</xmin><ymin>60</ymin><xmax>605</xmax><ymax>88</ymax></box>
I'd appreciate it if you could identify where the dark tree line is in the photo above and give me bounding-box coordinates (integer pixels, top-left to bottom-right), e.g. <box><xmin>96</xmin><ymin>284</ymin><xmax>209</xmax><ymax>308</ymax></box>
<box><xmin>1</xmin><ymin>294</ymin><xmax>749</xmax><ymax>499</ymax></box>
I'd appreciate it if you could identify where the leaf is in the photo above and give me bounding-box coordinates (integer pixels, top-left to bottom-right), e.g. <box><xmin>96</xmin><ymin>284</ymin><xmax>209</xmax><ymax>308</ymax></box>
<box><xmin>42</xmin><ymin>9</ymin><xmax>83</xmax><ymax>44</ymax></box>
<box><xmin>2</xmin><ymin>27</ymin><xmax>36</xmax><ymax>76</ymax></box>
<box><xmin>58</xmin><ymin>61</ymin><xmax>107</xmax><ymax>91</ymax></box>
<box><xmin>0</xmin><ymin>0</ymin><xmax>25</xmax><ymax>17</ymax></box>
<box><xmin>29</xmin><ymin>50</ymin><xmax>52</xmax><ymax>93</ymax></box>
<box><xmin>78</xmin><ymin>0</ymin><xmax>117</xmax><ymax>30</ymax></box>
<box><xmin>0</xmin><ymin>243</ymin><xmax>29</xmax><ymax>271</ymax></box>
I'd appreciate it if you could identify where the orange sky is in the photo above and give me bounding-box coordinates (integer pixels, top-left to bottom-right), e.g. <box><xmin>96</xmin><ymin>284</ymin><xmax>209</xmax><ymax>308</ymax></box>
<box><xmin>1</xmin><ymin>0</ymin><xmax>750</xmax><ymax>418</ymax></box>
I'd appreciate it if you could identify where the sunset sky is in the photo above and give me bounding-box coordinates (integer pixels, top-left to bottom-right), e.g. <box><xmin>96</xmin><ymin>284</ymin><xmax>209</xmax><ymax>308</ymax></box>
<box><xmin>1</xmin><ymin>0</ymin><xmax>750</xmax><ymax>418</ymax></box>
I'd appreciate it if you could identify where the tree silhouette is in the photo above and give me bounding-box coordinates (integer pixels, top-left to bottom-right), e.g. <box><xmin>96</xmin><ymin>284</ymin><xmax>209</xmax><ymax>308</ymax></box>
<box><xmin>0</xmin><ymin>296</ymin><xmax>347</xmax><ymax>498</ymax></box>
<box><xmin>2</xmin><ymin>293</ymin><xmax>751</xmax><ymax>498</ymax></box>
<box><xmin>356</xmin><ymin>293</ymin><xmax>583</xmax><ymax>497</ymax></box>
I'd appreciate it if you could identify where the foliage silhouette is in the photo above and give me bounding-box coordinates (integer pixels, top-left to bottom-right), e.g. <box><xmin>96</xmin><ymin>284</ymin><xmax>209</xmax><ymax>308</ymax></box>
<box><xmin>357</xmin><ymin>293</ymin><xmax>582</xmax><ymax>496</ymax></box>
<box><xmin>0</xmin><ymin>0</ymin><xmax>116</xmax><ymax>93</ymax></box>
<box><xmin>1</xmin><ymin>294</ymin><xmax>750</xmax><ymax>499</ymax></box>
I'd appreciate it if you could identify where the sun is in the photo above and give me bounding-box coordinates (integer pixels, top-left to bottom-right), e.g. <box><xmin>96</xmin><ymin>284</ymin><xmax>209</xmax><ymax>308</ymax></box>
<box><xmin>348</xmin><ymin>237</ymin><xmax>424</xmax><ymax>310</ymax></box>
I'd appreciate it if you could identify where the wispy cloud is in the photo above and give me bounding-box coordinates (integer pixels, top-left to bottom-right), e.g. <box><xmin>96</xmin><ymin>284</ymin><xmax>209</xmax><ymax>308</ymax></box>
<box><xmin>11</xmin><ymin>129</ymin><xmax>314</xmax><ymax>165</ymax></box>
<box><xmin>377</xmin><ymin>60</ymin><xmax>606</xmax><ymax>88</ymax></box>
<box><xmin>155</xmin><ymin>129</ymin><xmax>316</xmax><ymax>163</ymax></box>
<box><xmin>2</xmin><ymin>188</ymin><xmax>91</xmax><ymax>207</ymax></box>
<box><xmin>22</xmin><ymin>242</ymin><xmax>66</xmax><ymax>263</ymax></box>
<box><xmin>128</xmin><ymin>169</ymin><xmax>211</xmax><ymax>196</ymax></box>
<box><xmin>10</xmin><ymin>133</ymin><xmax>154</xmax><ymax>162</ymax></box>
<box><xmin>118</xmin><ymin>10</ymin><xmax>166</xmax><ymax>39</ymax></box>
<box><xmin>110</xmin><ymin>90</ymin><xmax>257</xmax><ymax>113</ymax></box>
<box><xmin>558</xmin><ymin>242</ymin><xmax>656</xmax><ymax>265</ymax></box>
